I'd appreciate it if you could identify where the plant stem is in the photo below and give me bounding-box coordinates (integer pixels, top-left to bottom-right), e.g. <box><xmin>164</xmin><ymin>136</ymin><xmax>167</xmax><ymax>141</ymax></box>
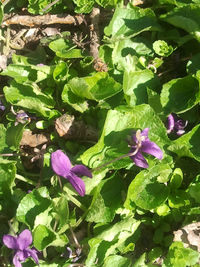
<box><xmin>15</xmin><ymin>174</ymin><xmax>37</xmax><ymax>186</ymax></box>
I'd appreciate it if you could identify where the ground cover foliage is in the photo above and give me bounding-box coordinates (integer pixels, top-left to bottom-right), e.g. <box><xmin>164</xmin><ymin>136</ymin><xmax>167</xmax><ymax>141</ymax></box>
<box><xmin>0</xmin><ymin>0</ymin><xmax>200</xmax><ymax>266</ymax></box>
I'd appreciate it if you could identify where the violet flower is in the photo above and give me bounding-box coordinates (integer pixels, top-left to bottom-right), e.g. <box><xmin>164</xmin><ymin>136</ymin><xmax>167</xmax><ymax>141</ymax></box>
<box><xmin>167</xmin><ymin>113</ymin><xmax>188</xmax><ymax>136</ymax></box>
<box><xmin>129</xmin><ymin>128</ymin><xmax>163</xmax><ymax>168</ymax></box>
<box><xmin>3</xmin><ymin>229</ymin><xmax>39</xmax><ymax>267</ymax></box>
<box><xmin>51</xmin><ymin>150</ymin><xmax>92</xmax><ymax>196</ymax></box>
<box><xmin>0</xmin><ymin>100</ymin><xmax>5</xmax><ymax>111</ymax></box>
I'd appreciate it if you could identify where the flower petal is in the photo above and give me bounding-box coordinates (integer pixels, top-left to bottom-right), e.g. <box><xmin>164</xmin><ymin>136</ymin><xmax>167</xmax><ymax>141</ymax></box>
<box><xmin>13</xmin><ymin>251</ymin><xmax>24</xmax><ymax>267</ymax></box>
<box><xmin>130</xmin><ymin>150</ymin><xmax>149</xmax><ymax>168</ymax></box>
<box><xmin>26</xmin><ymin>248</ymin><xmax>39</xmax><ymax>265</ymax></box>
<box><xmin>17</xmin><ymin>230</ymin><xmax>32</xmax><ymax>250</ymax></box>
<box><xmin>141</xmin><ymin>140</ymin><xmax>163</xmax><ymax>160</ymax></box>
<box><xmin>167</xmin><ymin>114</ymin><xmax>175</xmax><ymax>133</ymax></box>
<box><xmin>71</xmin><ymin>165</ymin><xmax>92</xmax><ymax>178</ymax></box>
<box><xmin>3</xmin><ymin>234</ymin><xmax>18</xmax><ymax>250</ymax></box>
<box><xmin>51</xmin><ymin>150</ymin><xmax>71</xmax><ymax>178</ymax></box>
<box><xmin>67</xmin><ymin>172</ymin><xmax>85</xmax><ymax>197</ymax></box>
<box><xmin>141</xmin><ymin>128</ymin><xmax>149</xmax><ymax>137</ymax></box>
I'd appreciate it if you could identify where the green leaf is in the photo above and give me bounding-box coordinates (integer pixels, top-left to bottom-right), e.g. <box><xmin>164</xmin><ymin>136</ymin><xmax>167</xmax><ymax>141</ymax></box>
<box><xmin>168</xmin><ymin>190</ymin><xmax>190</xmax><ymax>208</ymax></box>
<box><xmin>33</xmin><ymin>224</ymin><xmax>56</xmax><ymax>250</ymax></box>
<box><xmin>170</xmin><ymin>168</ymin><xmax>183</xmax><ymax>189</ymax></box>
<box><xmin>28</xmin><ymin>0</ymin><xmax>51</xmax><ymax>14</ymax></box>
<box><xmin>0</xmin><ymin>64</ymin><xmax>51</xmax><ymax>83</ymax></box>
<box><xmin>104</xmin><ymin>5</ymin><xmax>160</xmax><ymax>40</ymax></box>
<box><xmin>186</xmin><ymin>53</ymin><xmax>200</xmax><ymax>74</ymax></box>
<box><xmin>123</xmin><ymin>69</ymin><xmax>160</xmax><ymax>106</ymax></box>
<box><xmin>86</xmin><ymin>217</ymin><xmax>140</xmax><ymax>266</ymax></box>
<box><xmin>68</xmin><ymin>72</ymin><xmax>122</xmax><ymax>101</ymax></box>
<box><xmin>125</xmin><ymin>164</ymin><xmax>171</xmax><ymax>210</ymax></box>
<box><xmin>3</xmin><ymin>81</ymin><xmax>59</xmax><ymax>118</ymax></box>
<box><xmin>163</xmin><ymin>242</ymin><xmax>200</xmax><ymax>267</ymax></box>
<box><xmin>53</xmin><ymin>62</ymin><xmax>69</xmax><ymax>82</ymax></box>
<box><xmin>81</xmin><ymin>104</ymin><xmax>170</xmax><ymax>170</ymax></box>
<box><xmin>188</xmin><ymin>182</ymin><xmax>200</xmax><ymax>203</ymax></box>
<box><xmin>0</xmin><ymin>4</ymin><xmax>3</xmax><ymax>25</ymax></box>
<box><xmin>168</xmin><ymin>124</ymin><xmax>200</xmax><ymax>162</ymax></box>
<box><xmin>153</xmin><ymin>40</ymin><xmax>173</xmax><ymax>57</ymax></box>
<box><xmin>86</xmin><ymin>172</ymin><xmax>124</xmax><ymax>223</ymax></box>
<box><xmin>16</xmin><ymin>187</ymin><xmax>52</xmax><ymax>228</ymax></box>
<box><xmin>0</xmin><ymin>159</ymin><xmax>16</xmax><ymax>199</ymax></box>
<box><xmin>53</xmin><ymin>194</ymin><xmax>69</xmax><ymax>230</ymax></box>
<box><xmin>160</xmin><ymin>75</ymin><xmax>200</xmax><ymax>114</ymax></box>
<box><xmin>160</xmin><ymin>4</ymin><xmax>200</xmax><ymax>42</ymax></box>
<box><xmin>0</xmin><ymin>124</ymin><xmax>12</xmax><ymax>154</ymax></box>
<box><xmin>6</xmin><ymin>122</ymin><xmax>25</xmax><ymax>151</ymax></box>
<box><xmin>73</xmin><ymin>0</ymin><xmax>94</xmax><ymax>13</ymax></box>
<box><xmin>103</xmin><ymin>255</ymin><xmax>132</xmax><ymax>267</ymax></box>
<box><xmin>49</xmin><ymin>38</ymin><xmax>84</xmax><ymax>58</ymax></box>
<box><xmin>61</xmin><ymin>84</ymin><xmax>89</xmax><ymax>113</ymax></box>
<box><xmin>111</xmin><ymin>37</ymin><xmax>153</xmax><ymax>70</ymax></box>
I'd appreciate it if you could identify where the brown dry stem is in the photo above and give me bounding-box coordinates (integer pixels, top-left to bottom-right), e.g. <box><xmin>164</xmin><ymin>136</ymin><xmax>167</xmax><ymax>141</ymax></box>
<box><xmin>2</xmin><ymin>13</ymin><xmax>85</xmax><ymax>27</ymax></box>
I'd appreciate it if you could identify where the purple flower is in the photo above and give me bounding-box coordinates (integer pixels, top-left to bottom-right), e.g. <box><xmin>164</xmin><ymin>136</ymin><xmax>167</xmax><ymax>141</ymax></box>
<box><xmin>15</xmin><ymin>110</ymin><xmax>30</xmax><ymax>125</ymax></box>
<box><xmin>167</xmin><ymin>113</ymin><xmax>188</xmax><ymax>136</ymax></box>
<box><xmin>129</xmin><ymin>128</ymin><xmax>163</xmax><ymax>168</ymax></box>
<box><xmin>51</xmin><ymin>150</ymin><xmax>92</xmax><ymax>196</ymax></box>
<box><xmin>0</xmin><ymin>100</ymin><xmax>5</xmax><ymax>111</ymax></box>
<box><xmin>3</xmin><ymin>229</ymin><xmax>39</xmax><ymax>267</ymax></box>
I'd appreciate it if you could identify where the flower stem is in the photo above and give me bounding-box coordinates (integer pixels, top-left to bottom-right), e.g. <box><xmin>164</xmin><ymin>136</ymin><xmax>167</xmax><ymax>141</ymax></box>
<box><xmin>15</xmin><ymin>174</ymin><xmax>37</xmax><ymax>186</ymax></box>
<box><xmin>64</xmin><ymin>187</ymin><xmax>87</xmax><ymax>212</ymax></box>
<box><xmin>92</xmin><ymin>148</ymin><xmax>139</xmax><ymax>172</ymax></box>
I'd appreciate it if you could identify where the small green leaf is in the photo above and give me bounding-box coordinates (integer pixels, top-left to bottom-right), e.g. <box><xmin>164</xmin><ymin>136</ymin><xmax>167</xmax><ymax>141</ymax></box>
<box><xmin>49</xmin><ymin>38</ymin><xmax>84</xmax><ymax>58</ymax></box>
<box><xmin>68</xmin><ymin>72</ymin><xmax>122</xmax><ymax>101</ymax></box>
<box><xmin>86</xmin><ymin>172</ymin><xmax>124</xmax><ymax>223</ymax></box>
<box><xmin>125</xmin><ymin>164</ymin><xmax>171</xmax><ymax>210</ymax></box>
<box><xmin>160</xmin><ymin>4</ymin><xmax>200</xmax><ymax>42</ymax></box>
<box><xmin>163</xmin><ymin>242</ymin><xmax>200</xmax><ymax>267</ymax></box>
<box><xmin>156</xmin><ymin>204</ymin><xmax>170</xmax><ymax>216</ymax></box>
<box><xmin>153</xmin><ymin>40</ymin><xmax>173</xmax><ymax>57</ymax></box>
<box><xmin>53</xmin><ymin>194</ymin><xmax>69</xmax><ymax>229</ymax></box>
<box><xmin>123</xmin><ymin>69</ymin><xmax>160</xmax><ymax>106</ymax></box>
<box><xmin>188</xmin><ymin>182</ymin><xmax>200</xmax><ymax>203</ymax></box>
<box><xmin>160</xmin><ymin>75</ymin><xmax>200</xmax><ymax>114</ymax></box>
<box><xmin>168</xmin><ymin>124</ymin><xmax>200</xmax><ymax>162</ymax></box>
<box><xmin>0</xmin><ymin>124</ymin><xmax>12</xmax><ymax>154</ymax></box>
<box><xmin>62</xmin><ymin>84</ymin><xmax>89</xmax><ymax>113</ymax></box>
<box><xmin>33</xmin><ymin>224</ymin><xmax>56</xmax><ymax>250</ymax></box>
<box><xmin>170</xmin><ymin>168</ymin><xmax>183</xmax><ymax>189</ymax></box>
<box><xmin>104</xmin><ymin>5</ymin><xmax>160</xmax><ymax>39</ymax></box>
<box><xmin>6</xmin><ymin>122</ymin><xmax>25</xmax><ymax>151</ymax></box>
<box><xmin>104</xmin><ymin>255</ymin><xmax>132</xmax><ymax>267</ymax></box>
<box><xmin>3</xmin><ymin>81</ymin><xmax>58</xmax><ymax>118</ymax></box>
<box><xmin>16</xmin><ymin>187</ymin><xmax>52</xmax><ymax>228</ymax></box>
<box><xmin>168</xmin><ymin>190</ymin><xmax>190</xmax><ymax>208</ymax></box>
<box><xmin>0</xmin><ymin>159</ymin><xmax>16</xmax><ymax>199</ymax></box>
<box><xmin>53</xmin><ymin>62</ymin><xmax>69</xmax><ymax>82</ymax></box>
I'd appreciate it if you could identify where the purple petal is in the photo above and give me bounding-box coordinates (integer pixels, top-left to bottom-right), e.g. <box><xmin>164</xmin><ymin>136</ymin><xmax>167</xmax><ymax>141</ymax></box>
<box><xmin>141</xmin><ymin>128</ymin><xmax>149</xmax><ymax>137</ymax></box>
<box><xmin>67</xmin><ymin>172</ymin><xmax>85</xmax><ymax>197</ymax></box>
<box><xmin>71</xmin><ymin>165</ymin><xmax>92</xmax><ymax>178</ymax></box>
<box><xmin>26</xmin><ymin>248</ymin><xmax>39</xmax><ymax>264</ymax></box>
<box><xmin>130</xmin><ymin>150</ymin><xmax>149</xmax><ymax>168</ymax></box>
<box><xmin>167</xmin><ymin>114</ymin><xmax>175</xmax><ymax>134</ymax></box>
<box><xmin>13</xmin><ymin>251</ymin><xmax>25</xmax><ymax>267</ymax></box>
<box><xmin>175</xmin><ymin>119</ymin><xmax>188</xmax><ymax>130</ymax></box>
<box><xmin>176</xmin><ymin>129</ymin><xmax>185</xmax><ymax>136</ymax></box>
<box><xmin>51</xmin><ymin>150</ymin><xmax>72</xmax><ymax>178</ymax></box>
<box><xmin>141</xmin><ymin>140</ymin><xmax>163</xmax><ymax>160</ymax></box>
<box><xmin>3</xmin><ymin>235</ymin><xmax>18</xmax><ymax>250</ymax></box>
<box><xmin>17</xmin><ymin>230</ymin><xmax>32</xmax><ymax>250</ymax></box>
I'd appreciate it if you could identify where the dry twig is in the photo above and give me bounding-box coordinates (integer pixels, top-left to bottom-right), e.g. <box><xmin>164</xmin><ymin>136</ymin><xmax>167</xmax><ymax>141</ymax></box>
<box><xmin>2</xmin><ymin>13</ymin><xmax>85</xmax><ymax>27</ymax></box>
